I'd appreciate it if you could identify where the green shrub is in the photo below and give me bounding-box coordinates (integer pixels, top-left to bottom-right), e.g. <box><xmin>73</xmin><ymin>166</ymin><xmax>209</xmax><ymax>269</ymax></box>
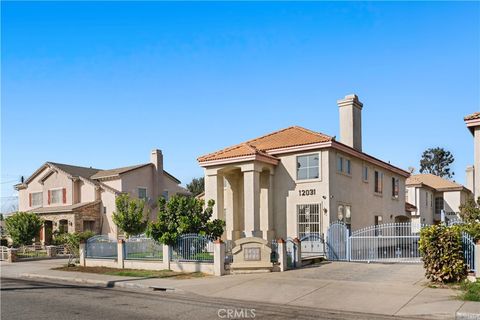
<box><xmin>419</xmin><ymin>224</ymin><xmax>467</xmax><ymax>283</ymax></box>
<box><xmin>63</xmin><ymin>231</ymin><xmax>96</xmax><ymax>256</ymax></box>
<box><xmin>459</xmin><ymin>281</ymin><xmax>480</xmax><ymax>301</ymax></box>
<box><xmin>460</xmin><ymin>222</ymin><xmax>480</xmax><ymax>242</ymax></box>
<box><xmin>5</xmin><ymin>212</ymin><xmax>43</xmax><ymax>247</ymax></box>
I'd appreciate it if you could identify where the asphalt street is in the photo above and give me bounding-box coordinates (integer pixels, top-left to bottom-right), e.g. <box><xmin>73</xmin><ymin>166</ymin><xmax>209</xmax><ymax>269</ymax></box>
<box><xmin>0</xmin><ymin>277</ymin><xmax>422</xmax><ymax>320</ymax></box>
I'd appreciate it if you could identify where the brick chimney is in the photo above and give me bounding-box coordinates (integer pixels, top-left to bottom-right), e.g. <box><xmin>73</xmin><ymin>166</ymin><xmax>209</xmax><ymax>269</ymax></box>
<box><xmin>337</xmin><ymin>94</ymin><xmax>363</xmax><ymax>151</ymax></box>
<box><xmin>150</xmin><ymin>149</ymin><xmax>164</xmax><ymax>199</ymax></box>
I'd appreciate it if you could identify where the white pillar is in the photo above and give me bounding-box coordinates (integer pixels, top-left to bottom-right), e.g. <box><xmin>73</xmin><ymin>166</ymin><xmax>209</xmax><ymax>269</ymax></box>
<box><xmin>163</xmin><ymin>244</ymin><xmax>171</xmax><ymax>270</ymax></box>
<box><xmin>293</xmin><ymin>238</ymin><xmax>302</xmax><ymax>268</ymax></box>
<box><xmin>277</xmin><ymin>239</ymin><xmax>287</xmax><ymax>272</ymax></box>
<box><xmin>117</xmin><ymin>240</ymin><xmax>124</xmax><ymax>269</ymax></box>
<box><xmin>205</xmin><ymin>171</ymin><xmax>224</xmax><ymax>221</ymax></box>
<box><xmin>214</xmin><ymin>239</ymin><xmax>226</xmax><ymax>276</ymax></box>
<box><xmin>474</xmin><ymin>127</ymin><xmax>480</xmax><ymax>199</ymax></box>
<box><xmin>79</xmin><ymin>242</ymin><xmax>86</xmax><ymax>266</ymax></box>
<box><xmin>243</xmin><ymin>169</ymin><xmax>262</xmax><ymax>238</ymax></box>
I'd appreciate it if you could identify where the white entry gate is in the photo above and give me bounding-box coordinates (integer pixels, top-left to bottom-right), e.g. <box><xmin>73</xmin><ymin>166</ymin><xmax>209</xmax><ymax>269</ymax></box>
<box><xmin>327</xmin><ymin>221</ymin><xmax>424</xmax><ymax>263</ymax></box>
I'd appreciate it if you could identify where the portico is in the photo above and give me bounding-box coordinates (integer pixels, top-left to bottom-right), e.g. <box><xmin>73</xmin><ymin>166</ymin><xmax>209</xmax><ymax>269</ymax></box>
<box><xmin>204</xmin><ymin>160</ymin><xmax>277</xmax><ymax>241</ymax></box>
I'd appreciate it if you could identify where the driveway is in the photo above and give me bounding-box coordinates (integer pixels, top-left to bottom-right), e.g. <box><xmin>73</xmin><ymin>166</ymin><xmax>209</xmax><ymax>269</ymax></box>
<box><xmin>3</xmin><ymin>260</ymin><xmax>479</xmax><ymax>319</ymax></box>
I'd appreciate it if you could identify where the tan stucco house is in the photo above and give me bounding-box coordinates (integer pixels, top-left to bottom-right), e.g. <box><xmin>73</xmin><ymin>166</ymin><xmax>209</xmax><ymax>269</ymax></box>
<box><xmin>198</xmin><ymin>94</ymin><xmax>410</xmax><ymax>241</ymax></box>
<box><xmin>406</xmin><ymin>174</ymin><xmax>472</xmax><ymax>225</ymax></box>
<box><xmin>14</xmin><ymin>149</ymin><xmax>189</xmax><ymax>243</ymax></box>
<box><xmin>465</xmin><ymin>112</ymin><xmax>480</xmax><ymax>200</ymax></box>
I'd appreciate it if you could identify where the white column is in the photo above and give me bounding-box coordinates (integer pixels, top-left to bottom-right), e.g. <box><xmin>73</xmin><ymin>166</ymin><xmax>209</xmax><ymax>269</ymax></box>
<box><xmin>213</xmin><ymin>239</ymin><xmax>226</xmax><ymax>276</ymax></box>
<box><xmin>260</xmin><ymin>171</ymin><xmax>275</xmax><ymax>241</ymax></box>
<box><xmin>277</xmin><ymin>239</ymin><xmax>287</xmax><ymax>272</ymax></box>
<box><xmin>79</xmin><ymin>242</ymin><xmax>86</xmax><ymax>266</ymax></box>
<box><xmin>117</xmin><ymin>240</ymin><xmax>124</xmax><ymax>269</ymax></box>
<box><xmin>205</xmin><ymin>171</ymin><xmax>224</xmax><ymax>221</ymax></box>
<box><xmin>163</xmin><ymin>244</ymin><xmax>170</xmax><ymax>270</ymax></box>
<box><xmin>243</xmin><ymin>169</ymin><xmax>262</xmax><ymax>238</ymax></box>
<box><xmin>474</xmin><ymin>127</ymin><xmax>480</xmax><ymax>199</ymax></box>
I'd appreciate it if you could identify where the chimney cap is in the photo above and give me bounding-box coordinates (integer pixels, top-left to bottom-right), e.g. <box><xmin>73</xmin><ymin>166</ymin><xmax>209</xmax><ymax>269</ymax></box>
<box><xmin>337</xmin><ymin>94</ymin><xmax>363</xmax><ymax>109</ymax></box>
<box><xmin>151</xmin><ymin>149</ymin><xmax>162</xmax><ymax>154</ymax></box>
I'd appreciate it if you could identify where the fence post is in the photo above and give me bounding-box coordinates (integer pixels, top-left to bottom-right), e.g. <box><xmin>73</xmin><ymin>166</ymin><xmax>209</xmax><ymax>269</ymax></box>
<box><xmin>46</xmin><ymin>245</ymin><xmax>57</xmax><ymax>258</ymax></box>
<box><xmin>79</xmin><ymin>241</ymin><xmax>86</xmax><ymax>267</ymax></box>
<box><xmin>117</xmin><ymin>239</ymin><xmax>125</xmax><ymax>269</ymax></box>
<box><xmin>475</xmin><ymin>240</ymin><xmax>480</xmax><ymax>276</ymax></box>
<box><xmin>163</xmin><ymin>244</ymin><xmax>171</xmax><ymax>270</ymax></box>
<box><xmin>214</xmin><ymin>239</ymin><xmax>225</xmax><ymax>276</ymax></box>
<box><xmin>293</xmin><ymin>238</ymin><xmax>301</xmax><ymax>268</ymax></box>
<box><xmin>277</xmin><ymin>239</ymin><xmax>287</xmax><ymax>272</ymax></box>
<box><xmin>7</xmin><ymin>248</ymin><xmax>17</xmax><ymax>263</ymax></box>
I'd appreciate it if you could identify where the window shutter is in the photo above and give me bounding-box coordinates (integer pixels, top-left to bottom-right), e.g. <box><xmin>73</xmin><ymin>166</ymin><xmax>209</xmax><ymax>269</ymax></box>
<box><xmin>48</xmin><ymin>190</ymin><xmax>51</xmax><ymax>205</ymax></box>
<box><xmin>29</xmin><ymin>193</ymin><xmax>32</xmax><ymax>207</ymax></box>
<box><xmin>62</xmin><ymin>188</ymin><xmax>66</xmax><ymax>204</ymax></box>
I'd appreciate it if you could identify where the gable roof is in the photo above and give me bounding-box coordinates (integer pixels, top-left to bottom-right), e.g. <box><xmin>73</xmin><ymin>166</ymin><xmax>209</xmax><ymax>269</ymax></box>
<box><xmin>406</xmin><ymin>174</ymin><xmax>469</xmax><ymax>192</ymax></box>
<box><xmin>198</xmin><ymin>126</ymin><xmax>333</xmax><ymax>162</ymax></box>
<box><xmin>90</xmin><ymin>163</ymin><xmax>151</xmax><ymax>179</ymax></box>
<box><xmin>16</xmin><ymin>161</ymin><xmax>182</xmax><ymax>191</ymax></box>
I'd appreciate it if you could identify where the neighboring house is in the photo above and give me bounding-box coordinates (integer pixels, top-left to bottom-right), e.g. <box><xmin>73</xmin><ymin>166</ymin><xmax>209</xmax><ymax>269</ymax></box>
<box><xmin>198</xmin><ymin>94</ymin><xmax>410</xmax><ymax>241</ymax></box>
<box><xmin>406</xmin><ymin>174</ymin><xmax>472</xmax><ymax>225</ymax></box>
<box><xmin>465</xmin><ymin>112</ymin><xmax>480</xmax><ymax>200</ymax></box>
<box><xmin>14</xmin><ymin>149</ymin><xmax>189</xmax><ymax>243</ymax></box>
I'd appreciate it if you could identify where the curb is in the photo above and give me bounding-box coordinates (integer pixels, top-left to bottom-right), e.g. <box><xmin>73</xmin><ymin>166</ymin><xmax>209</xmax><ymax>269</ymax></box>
<box><xmin>456</xmin><ymin>313</ymin><xmax>480</xmax><ymax>320</ymax></box>
<box><xmin>20</xmin><ymin>273</ymin><xmax>153</xmax><ymax>290</ymax></box>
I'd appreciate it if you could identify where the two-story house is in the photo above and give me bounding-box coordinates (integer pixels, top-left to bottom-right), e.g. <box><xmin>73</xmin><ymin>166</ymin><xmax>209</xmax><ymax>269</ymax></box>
<box><xmin>465</xmin><ymin>112</ymin><xmax>480</xmax><ymax>200</ymax></box>
<box><xmin>197</xmin><ymin>94</ymin><xmax>410</xmax><ymax>241</ymax></box>
<box><xmin>406</xmin><ymin>174</ymin><xmax>472</xmax><ymax>225</ymax></box>
<box><xmin>14</xmin><ymin>149</ymin><xmax>189</xmax><ymax>243</ymax></box>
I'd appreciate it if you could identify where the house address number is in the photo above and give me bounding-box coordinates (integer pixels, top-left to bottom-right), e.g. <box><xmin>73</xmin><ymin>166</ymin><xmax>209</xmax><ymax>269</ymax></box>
<box><xmin>299</xmin><ymin>189</ymin><xmax>316</xmax><ymax>196</ymax></box>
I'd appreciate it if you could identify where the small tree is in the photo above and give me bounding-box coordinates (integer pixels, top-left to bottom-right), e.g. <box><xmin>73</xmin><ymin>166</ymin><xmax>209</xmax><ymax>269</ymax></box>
<box><xmin>5</xmin><ymin>212</ymin><xmax>43</xmax><ymax>247</ymax></box>
<box><xmin>112</xmin><ymin>194</ymin><xmax>147</xmax><ymax>238</ymax></box>
<box><xmin>459</xmin><ymin>197</ymin><xmax>480</xmax><ymax>223</ymax></box>
<box><xmin>147</xmin><ymin>195</ymin><xmax>225</xmax><ymax>245</ymax></box>
<box><xmin>419</xmin><ymin>147</ymin><xmax>455</xmax><ymax>179</ymax></box>
<box><xmin>186</xmin><ymin>177</ymin><xmax>204</xmax><ymax>197</ymax></box>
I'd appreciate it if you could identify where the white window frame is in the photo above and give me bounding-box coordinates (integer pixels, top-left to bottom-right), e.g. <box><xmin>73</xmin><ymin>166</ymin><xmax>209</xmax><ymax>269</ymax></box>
<box><xmin>374</xmin><ymin>171</ymin><xmax>383</xmax><ymax>195</ymax></box>
<box><xmin>137</xmin><ymin>187</ymin><xmax>148</xmax><ymax>200</ymax></box>
<box><xmin>391</xmin><ymin>177</ymin><xmax>399</xmax><ymax>199</ymax></box>
<box><xmin>362</xmin><ymin>165</ymin><xmax>368</xmax><ymax>182</ymax></box>
<box><xmin>50</xmin><ymin>188</ymin><xmax>63</xmax><ymax>205</ymax></box>
<box><xmin>296</xmin><ymin>153</ymin><xmax>320</xmax><ymax>181</ymax></box>
<box><xmin>31</xmin><ymin>192</ymin><xmax>43</xmax><ymax>207</ymax></box>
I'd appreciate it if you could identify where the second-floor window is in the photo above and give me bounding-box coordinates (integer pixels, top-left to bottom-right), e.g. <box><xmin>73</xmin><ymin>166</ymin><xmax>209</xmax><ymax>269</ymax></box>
<box><xmin>138</xmin><ymin>188</ymin><xmax>147</xmax><ymax>200</ymax></box>
<box><xmin>363</xmin><ymin>166</ymin><xmax>368</xmax><ymax>182</ymax></box>
<box><xmin>374</xmin><ymin>171</ymin><xmax>383</xmax><ymax>194</ymax></box>
<box><xmin>51</xmin><ymin>189</ymin><xmax>63</xmax><ymax>204</ymax></box>
<box><xmin>31</xmin><ymin>192</ymin><xmax>42</xmax><ymax>207</ymax></box>
<box><xmin>435</xmin><ymin>197</ymin><xmax>444</xmax><ymax>215</ymax></box>
<box><xmin>297</xmin><ymin>154</ymin><xmax>319</xmax><ymax>180</ymax></box>
<box><xmin>391</xmin><ymin>177</ymin><xmax>399</xmax><ymax>198</ymax></box>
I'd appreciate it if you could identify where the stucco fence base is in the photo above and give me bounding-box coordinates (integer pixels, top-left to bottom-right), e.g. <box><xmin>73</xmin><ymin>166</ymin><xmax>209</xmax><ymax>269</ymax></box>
<box><xmin>85</xmin><ymin>258</ymin><xmax>119</xmax><ymax>268</ymax></box>
<box><xmin>169</xmin><ymin>261</ymin><xmax>214</xmax><ymax>274</ymax></box>
<box><xmin>123</xmin><ymin>260</ymin><xmax>168</xmax><ymax>271</ymax></box>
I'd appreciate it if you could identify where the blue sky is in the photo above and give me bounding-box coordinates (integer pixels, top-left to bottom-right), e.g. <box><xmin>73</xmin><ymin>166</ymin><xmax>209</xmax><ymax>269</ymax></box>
<box><xmin>1</xmin><ymin>1</ymin><xmax>479</xmax><ymax>212</ymax></box>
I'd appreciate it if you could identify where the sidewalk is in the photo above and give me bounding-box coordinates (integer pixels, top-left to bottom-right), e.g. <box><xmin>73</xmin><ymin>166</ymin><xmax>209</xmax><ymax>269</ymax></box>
<box><xmin>2</xmin><ymin>259</ymin><xmax>479</xmax><ymax>319</ymax></box>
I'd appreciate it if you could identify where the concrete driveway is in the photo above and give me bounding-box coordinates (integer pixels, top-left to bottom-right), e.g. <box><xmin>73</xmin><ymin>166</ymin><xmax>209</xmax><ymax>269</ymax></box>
<box><xmin>3</xmin><ymin>259</ymin><xmax>479</xmax><ymax>319</ymax></box>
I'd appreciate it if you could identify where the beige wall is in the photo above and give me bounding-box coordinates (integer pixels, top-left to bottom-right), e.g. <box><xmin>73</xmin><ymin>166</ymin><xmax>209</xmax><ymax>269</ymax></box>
<box><xmin>100</xmin><ymin>190</ymin><xmax>117</xmax><ymax>239</ymax></box>
<box><xmin>328</xmin><ymin>149</ymin><xmax>406</xmax><ymax>230</ymax></box>
<box><xmin>203</xmin><ymin>147</ymin><xmax>408</xmax><ymax>241</ymax></box>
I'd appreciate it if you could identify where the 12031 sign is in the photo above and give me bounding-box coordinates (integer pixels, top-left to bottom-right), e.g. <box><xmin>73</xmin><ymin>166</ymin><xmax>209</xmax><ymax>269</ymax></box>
<box><xmin>298</xmin><ymin>189</ymin><xmax>316</xmax><ymax>196</ymax></box>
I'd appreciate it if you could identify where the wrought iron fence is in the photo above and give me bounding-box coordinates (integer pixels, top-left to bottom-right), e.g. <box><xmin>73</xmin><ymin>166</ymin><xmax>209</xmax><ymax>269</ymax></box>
<box><xmin>326</xmin><ymin>221</ymin><xmax>349</xmax><ymax>261</ymax></box>
<box><xmin>270</xmin><ymin>240</ymin><xmax>278</xmax><ymax>263</ymax></box>
<box><xmin>15</xmin><ymin>245</ymin><xmax>48</xmax><ymax>259</ymax></box>
<box><xmin>349</xmin><ymin>223</ymin><xmax>423</xmax><ymax>263</ymax></box>
<box><xmin>124</xmin><ymin>235</ymin><xmax>163</xmax><ymax>260</ymax></box>
<box><xmin>462</xmin><ymin>232</ymin><xmax>476</xmax><ymax>272</ymax></box>
<box><xmin>170</xmin><ymin>234</ymin><xmax>214</xmax><ymax>263</ymax></box>
<box><xmin>86</xmin><ymin>235</ymin><xmax>117</xmax><ymax>259</ymax></box>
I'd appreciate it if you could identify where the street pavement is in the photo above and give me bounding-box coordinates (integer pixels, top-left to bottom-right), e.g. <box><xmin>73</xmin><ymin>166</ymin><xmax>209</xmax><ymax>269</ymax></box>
<box><xmin>1</xmin><ymin>259</ymin><xmax>480</xmax><ymax>319</ymax></box>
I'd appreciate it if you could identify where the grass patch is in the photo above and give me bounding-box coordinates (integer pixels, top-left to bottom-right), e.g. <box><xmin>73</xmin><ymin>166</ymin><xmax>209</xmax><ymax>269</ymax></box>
<box><xmin>459</xmin><ymin>281</ymin><xmax>480</xmax><ymax>302</ymax></box>
<box><xmin>52</xmin><ymin>265</ymin><xmax>206</xmax><ymax>279</ymax></box>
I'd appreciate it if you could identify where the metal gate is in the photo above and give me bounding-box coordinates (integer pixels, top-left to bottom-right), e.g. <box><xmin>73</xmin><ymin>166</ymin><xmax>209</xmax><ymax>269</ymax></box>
<box><xmin>349</xmin><ymin>223</ymin><xmax>422</xmax><ymax>263</ymax></box>
<box><xmin>462</xmin><ymin>232</ymin><xmax>476</xmax><ymax>272</ymax></box>
<box><xmin>300</xmin><ymin>233</ymin><xmax>325</xmax><ymax>259</ymax></box>
<box><xmin>286</xmin><ymin>238</ymin><xmax>297</xmax><ymax>268</ymax></box>
<box><xmin>326</xmin><ymin>221</ymin><xmax>349</xmax><ymax>261</ymax></box>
